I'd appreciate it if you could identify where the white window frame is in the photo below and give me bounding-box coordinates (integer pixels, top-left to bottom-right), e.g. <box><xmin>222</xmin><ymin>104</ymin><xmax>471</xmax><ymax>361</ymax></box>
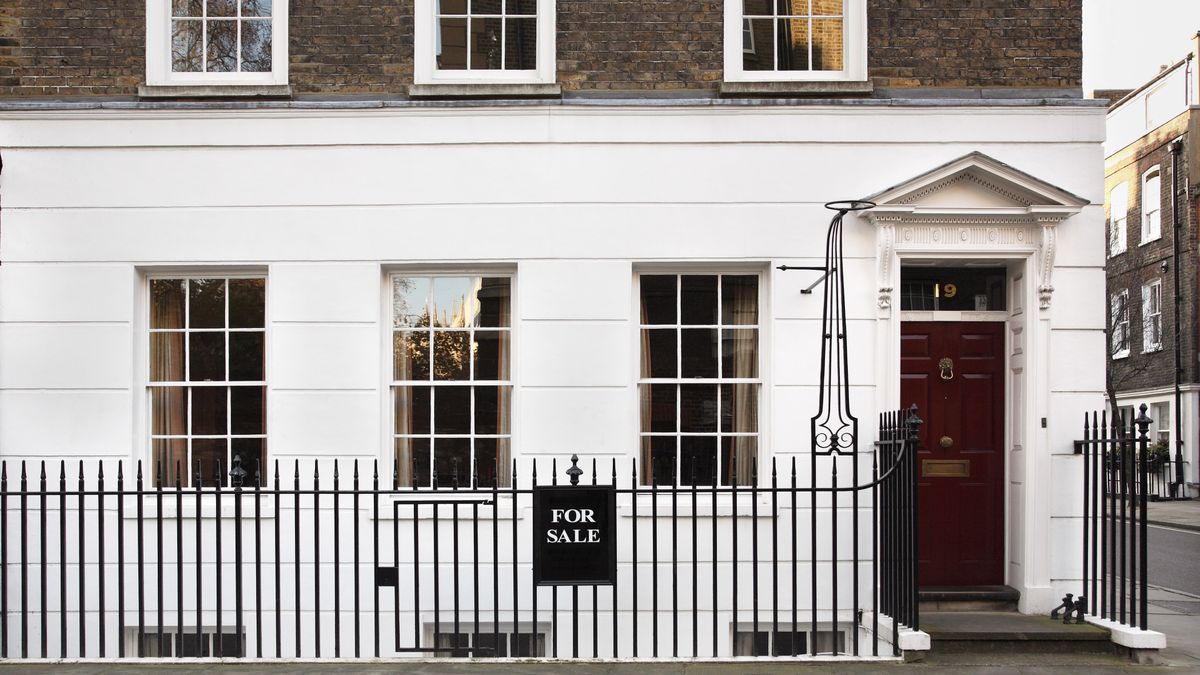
<box><xmin>1109</xmin><ymin>181</ymin><xmax>1129</xmax><ymax>256</ymax></box>
<box><xmin>1142</xmin><ymin>279</ymin><xmax>1163</xmax><ymax>353</ymax></box>
<box><xmin>145</xmin><ymin>0</ymin><xmax>289</xmax><ymax>87</ymax></box>
<box><xmin>723</xmin><ymin>0</ymin><xmax>867</xmax><ymax>83</ymax></box>
<box><xmin>413</xmin><ymin>0</ymin><xmax>556</xmax><ymax>86</ymax></box>
<box><xmin>1110</xmin><ymin>289</ymin><xmax>1130</xmax><ymax>359</ymax></box>
<box><xmin>1152</xmin><ymin>402</ymin><xmax>1171</xmax><ymax>445</ymax></box>
<box><xmin>635</xmin><ymin>271</ymin><xmax>764</xmax><ymax>487</ymax></box>
<box><xmin>144</xmin><ymin>273</ymin><xmax>269</xmax><ymax>488</ymax></box>
<box><xmin>1141</xmin><ymin>167</ymin><xmax>1162</xmax><ymax>244</ymax></box>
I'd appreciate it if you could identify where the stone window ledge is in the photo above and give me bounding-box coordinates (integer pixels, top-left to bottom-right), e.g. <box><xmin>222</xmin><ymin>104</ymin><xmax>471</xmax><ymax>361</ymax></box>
<box><xmin>138</xmin><ymin>84</ymin><xmax>294</xmax><ymax>99</ymax></box>
<box><xmin>407</xmin><ymin>83</ymin><xmax>563</xmax><ymax>99</ymax></box>
<box><xmin>719</xmin><ymin>80</ymin><xmax>874</xmax><ymax>97</ymax></box>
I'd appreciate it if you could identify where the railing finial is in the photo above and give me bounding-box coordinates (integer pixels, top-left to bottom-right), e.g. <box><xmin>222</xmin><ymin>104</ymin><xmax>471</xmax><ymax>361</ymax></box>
<box><xmin>566</xmin><ymin>454</ymin><xmax>583</xmax><ymax>486</ymax></box>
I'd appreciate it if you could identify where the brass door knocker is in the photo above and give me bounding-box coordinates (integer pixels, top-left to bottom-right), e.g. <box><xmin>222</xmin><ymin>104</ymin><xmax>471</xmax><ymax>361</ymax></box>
<box><xmin>938</xmin><ymin>357</ymin><xmax>954</xmax><ymax>381</ymax></box>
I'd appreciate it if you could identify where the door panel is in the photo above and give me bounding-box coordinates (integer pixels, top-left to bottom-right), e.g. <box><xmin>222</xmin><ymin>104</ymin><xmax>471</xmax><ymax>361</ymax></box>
<box><xmin>901</xmin><ymin>322</ymin><xmax>1005</xmax><ymax>587</ymax></box>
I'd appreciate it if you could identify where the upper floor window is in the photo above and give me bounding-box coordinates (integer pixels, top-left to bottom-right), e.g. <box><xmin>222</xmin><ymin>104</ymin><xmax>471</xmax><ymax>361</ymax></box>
<box><xmin>148</xmin><ymin>276</ymin><xmax>267</xmax><ymax>487</ymax></box>
<box><xmin>1142</xmin><ymin>280</ymin><xmax>1163</xmax><ymax>353</ymax></box>
<box><xmin>391</xmin><ymin>275</ymin><xmax>513</xmax><ymax>488</ymax></box>
<box><xmin>1141</xmin><ymin>167</ymin><xmax>1162</xmax><ymax>244</ymax></box>
<box><xmin>146</xmin><ymin>1</ymin><xmax>289</xmax><ymax>87</ymax></box>
<box><xmin>638</xmin><ymin>273</ymin><xmax>761</xmax><ymax>487</ymax></box>
<box><xmin>413</xmin><ymin>0</ymin><xmax>556</xmax><ymax>86</ymax></box>
<box><xmin>1109</xmin><ymin>181</ymin><xmax>1129</xmax><ymax>256</ymax></box>
<box><xmin>1110</xmin><ymin>289</ymin><xmax>1130</xmax><ymax>360</ymax></box>
<box><xmin>724</xmin><ymin>0</ymin><xmax>866</xmax><ymax>83</ymax></box>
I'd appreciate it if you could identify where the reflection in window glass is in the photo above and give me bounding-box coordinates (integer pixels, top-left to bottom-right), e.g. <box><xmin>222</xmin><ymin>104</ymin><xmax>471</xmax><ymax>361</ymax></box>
<box><xmin>393</xmin><ymin>276</ymin><xmax>512</xmax><ymax>487</ymax></box>
<box><xmin>171</xmin><ymin>0</ymin><xmax>273</xmax><ymax>73</ymax></box>
<box><xmin>742</xmin><ymin>0</ymin><xmax>843</xmax><ymax>72</ymax></box>
<box><xmin>149</xmin><ymin>276</ymin><xmax>266</xmax><ymax>488</ymax></box>
<box><xmin>436</xmin><ymin>0</ymin><xmax>536</xmax><ymax>71</ymax></box>
<box><xmin>638</xmin><ymin>273</ymin><xmax>759</xmax><ymax>486</ymax></box>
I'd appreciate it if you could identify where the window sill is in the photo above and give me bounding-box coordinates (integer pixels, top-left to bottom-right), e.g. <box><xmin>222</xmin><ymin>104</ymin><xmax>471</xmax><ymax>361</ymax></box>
<box><xmin>1112</xmin><ymin>351</ymin><xmax>1130</xmax><ymax>360</ymax></box>
<box><xmin>1143</xmin><ymin>346</ymin><xmax>1164</xmax><ymax>354</ymax></box>
<box><xmin>1139</xmin><ymin>236</ymin><xmax>1162</xmax><ymax>247</ymax></box>
<box><xmin>407</xmin><ymin>83</ymin><xmax>562</xmax><ymax>99</ymax></box>
<box><xmin>138</xmin><ymin>84</ymin><xmax>293</xmax><ymax>99</ymax></box>
<box><xmin>719</xmin><ymin>80</ymin><xmax>874</xmax><ymax>97</ymax></box>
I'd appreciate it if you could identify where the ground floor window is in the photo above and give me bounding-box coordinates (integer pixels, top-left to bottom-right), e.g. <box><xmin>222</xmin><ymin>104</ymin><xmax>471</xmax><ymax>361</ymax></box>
<box><xmin>733</xmin><ymin>627</ymin><xmax>846</xmax><ymax>655</ymax></box>
<box><xmin>131</xmin><ymin>629</ymin><xmax>245</xmax><ymax>657</ymax></box>
<box><xmin>433</xmin><ymin>630</ymin><xmax>545</xmax><ymax>657</ymax></box>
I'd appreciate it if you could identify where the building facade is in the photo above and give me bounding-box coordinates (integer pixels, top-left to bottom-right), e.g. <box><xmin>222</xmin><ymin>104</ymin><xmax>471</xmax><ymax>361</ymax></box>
<box><xmin>0</xmin><ymin>0</ymin><xmax>1107</xmax><ymax>661</ymax></box>
<box><xmin>1104</xmin><ymin>35</ymin><xmax>1200</xmax><ymax>498</ymax></box>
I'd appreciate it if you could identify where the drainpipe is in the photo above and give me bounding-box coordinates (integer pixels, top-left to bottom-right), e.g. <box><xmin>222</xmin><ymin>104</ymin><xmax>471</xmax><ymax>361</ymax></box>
<box><xmin>1170</xmin><ymin>140</ymin><xmax>1185</xmax><ymax>498</ymax></box>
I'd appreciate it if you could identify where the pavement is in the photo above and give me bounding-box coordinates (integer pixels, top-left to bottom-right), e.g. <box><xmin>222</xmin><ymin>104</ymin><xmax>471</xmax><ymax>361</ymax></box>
<box><xmin>1147</xmin><ymin>497</ymin><xmax>1200</xmax><ymax>533</ymax></box>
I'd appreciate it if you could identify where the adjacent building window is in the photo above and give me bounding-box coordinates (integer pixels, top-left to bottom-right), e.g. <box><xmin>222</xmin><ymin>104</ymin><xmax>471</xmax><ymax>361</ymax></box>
<box><xmin>1109</xmin><ymin>181</ymin><xmax>1129</xmax><ymax>256</ymax></box>
<box><xmin>146</xmin><ymin>1</ymin><xmax>289</xmax><ymax>87</ymax></box>
<box><xmin>1110</xmin><ymin>290</ymin><xmax>1130</xmax><ymax>359</ymax></box>
<box><xmin>149</xmin><ymin>277</ymin><xmax>266</xmax><ymax>488</ymax></box>
<box><xmin>724</xmin><ymin>0</ymin><xmax>866</xmax><ymax>82</ymax></box>
<box><xmin>1153</xmin><ymin>403</ymin><xmax>1171</xmax><ymax>445</ymax></box>
<box><xmin>413</xmin><ymin>0</ymin><xmax>556</xmax><ymax>85</ymax></box>
<box><xmin>1141</xmin><ymin>280</ymin><xmax>1163</xmax><ymax>353</ymax></box>
<box><xmin>638</xmin><ymin>273</ymin><xmax>760</xmax><ymax>487</ymax></box>
<box><xmin>1141</xmin><ymin>167</ymin><xmax>1162</xmax><ymax>243</ymax></box>
<box><xmin>392</xmin><ymin>275</ymin><xmax>512</xmax><ymax>488</ymax></box>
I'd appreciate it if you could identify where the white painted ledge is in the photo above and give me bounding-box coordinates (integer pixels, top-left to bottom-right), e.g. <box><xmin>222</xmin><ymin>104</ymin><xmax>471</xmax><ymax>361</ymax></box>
<box><xmin>1085</xmin><ymin>615</ymin><xmax>1167</xmax><ymax>649</ymax></box>
<box><xmin>860</xmin><ymin>611</ymin><xmax>931</xmax><ymax>652</ymax></box>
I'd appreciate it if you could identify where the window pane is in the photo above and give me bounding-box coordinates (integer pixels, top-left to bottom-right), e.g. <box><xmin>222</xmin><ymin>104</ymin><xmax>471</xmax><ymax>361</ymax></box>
<box><xmin>395</xmin><ymin>386</ymin><xmax>432</xmax><ymax>435</ymax></box>
<box><xmin>172</xmin><ymin>20</ymin><xmax>204</xmax><ymax>72</ymax></box>
<box><xmin>473</xmin><ymin>330</ymin><xmax>508</xmax><ymax>380</ymax></box>
<box><xmin>639</xmin><ymin>275</ymin><xmax>676</xmax><ymax>325</ymax></box>
<box><xmin>173</xmin><ymin>0</ymin><xmax>203</xmax><ymax>17</ymax></box>
<box><xmin>151</xmin><ymin>279</ymin><xmax>186</xmax><ymax>329</ymax></box>
<box><xmin>429</xmin><ymin>277</ymin><xmax>476</xmax><ymax>327</ymax></box>
<box><xmin>474</xmin><ymin>0</ymin><xmax>502</xmax><ymax>13</ymax></box>
<box><xmin>641</xmin><ymin>435</ymin><xmax>676</xmax><ymax>486</ymax></box>
<box><xmin>680</xmin><ymin>384</ymin><xmax>718</xmax><ymax>432</ymax></box>
<box><xmin>742</xmin><ymin>18</ymin><xmax>774</xmax><ymax>70</ymax></box>
<box><xmin>229</xmin><ymin>332</ymin><xmax>264</xmax><ymax>381</ymax></box>
<box><xmin>193</xmin><ymin>438</ymin><xmax>229</xmax><ymax>487</ymax></box>
<box><xmin>230</xmin><ymin>386</ymin><xmax>265</xmax><ymax>435</ymax></box>
<box><xmin>778</xmin><ymin>17</ymin><xmax>810</xmax><ymax>71</ymax></box>
<box><xmin>812</xmin><ymin>0</ymin><xmax>843</xmax><ymax>15</ymax></box>
<box><xmin>396</xmin><ymin>437</ymin><xmax>431</xmax><ymax>487</ymax></box>
<box><xmin>811</xmin><ymin>18</ymin><xmax>843</xmax><ymax>70</ymax></box>
<box><xmin>209</xmin><ymin>0</ymin><xmax>236</xmax><ymax>16</ymax></box>
<box><xmin>153</xmin><ymin>438</ymin><xmax>189</xmax><ymax>487</ymax></box>
<box><xmin>231</xmin><ymin>438</ymin><xmax>264</xmax><ymax>486</ymax></box>
<box><xmin>743</xmin><ymin>0</ymin><xmax>773</xmax><ymax>15</ymax></box>
<box><xmin>474</xmin><ymin>385</ymin><xmax>510</xmax><ymax>434</ymax></box>
<box><xmin>504</xmin><ymin>18</ymin><xmax>537</xmax><ymax>69</ymax></box>
<box><xmin>189</xmin><ymin>332</ymin><xmax>226</xmax><ymax>381</ymax></box>
<box><xmin>475</xmin><ymin>631</ymin><xmax>507</xmax><ymax>657</ymax></box>
<box><xmin>151</xmin><ymin>386</ymin><xmax>188</xmax><ymax>435</ymax></box>
<box><xmin>140</xmin><ymin>633</ymin><xmax>173</xmax><ymax>657</ymax></box>
<box><xmin>433</xmin><ymin>331</ymin><xmax>470</xmax><ymax>380</ymax></box>
<box><xmin>477</xmin><ymin>277</ymin><xmax>511</xmax><ymax>327</ymax></box>
<box><xmin>722</xmin><ymin>436</ymin><xmax>756</xmax><ymax>485</ymax></box>
<box><xmin>434</xmin><ymin>437</ymin><xmax>471</xmax><ymax>487</ymax></box>
<box><xmin>721</xmin><ymin>275</ymin><xmax>758</xmax><ymax>325</ymax></box>
<box><xmin>773</xmin><ymin>630</ymin><xmax>806</xmax><ymax>656</ymax></box>
<box><xmin>722</xmin><ymin>329</ymin><xmax>758</xmax><ymax>378</ymax></box>
<box><xmin>207</xmin><ymin>20</ymin><xmax>238</xmax><ymax>72</ymax></box>
<box><xmin>150</xmin><ymin>332</ymin><xmax>185</xmax><ymax>382</ymax></box>
<box><xmin>640</xmin><ymin>383</ymin><xmax>677</xmax><ymax>432</ymax></box>
<box><xmin>471</xmin><ymin>17</ymin><xmax>504</xmax><ymax>69</ymax></box>
<box><xmin>217</xmin><ymin>633</ymin><xmax>245</xmax><ymax>657</ymax></box>
<box><xmin>178</xmin><ymin>633</ymin><xmax>210</xmax><ymax>657</ymax></box>
<box><xmin>393</xmin><ymin>277</ymin><xmax>432</xmax><ymax>328</ymax></box>
<box><xmin>721</xmin><ymin>383</ymin><xmax>759</xmax><ymax>432</ymax></box>
<box><xmin>395</xmin><ymin>330</ymin><xmax>432</xmax><ymax>381</ymax></box>
<box><xmin>681</xmin><ymin>436</ymin><xmax>717</xmax><ymax>486</ymax></box>
<box><xmin>241</xmin><ymin>20</ymin><xmax>272</xmax><ymax>72</ymax></box>
<box><xmin>439</xmin><ymin>0</ymin><xmax>467</xmax><ymax>13</ymax></box>
<box><xmin>641</xmin><ymin>329</ymin><xmax>677</xmax><ymax>378</ymax></box>
<box><xmin>680</xmin><ymin>275</ymin><xmax>717</xmax><ymax>325</ymax></box>
<box><xmin>434</xmin><ymin>386</ymin><xmax>471</xmax><ymax>434</ymax></box>
<box><xmin>229</xmin><ymin>278</ymin><xmax>265</xmax><ymax>328</ymax></box>
<box><xmin>241</xmin><ymin>0</ymin><xmax>272</xmax><ymax>17</ymax></box>
<box><xmin>189</xmin><ymin>279</ymin><xmax>226</xmax><ymax>329</ymax></box>
<box><xmin>191</xmin><ymin>386</ymin><xmax>228</xmax><ymax>435</ymax></box>
<box><xmin>474</xmin><ymin>438</ymin><xmax>510</xmax><ymax>487</ymax></box>
<box><xmin>506</xmin><ymin>0</ymin><xmax>536</xmax><ymax>14</ymax></box>
<box><xmin>680</xmin><ymin>328</ymin><xmax>717</xmax><ymax>377</ymax></box>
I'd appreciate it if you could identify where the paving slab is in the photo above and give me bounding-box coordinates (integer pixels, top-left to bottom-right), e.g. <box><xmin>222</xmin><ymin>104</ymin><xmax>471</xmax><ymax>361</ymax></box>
<box><xmin>1146</xmin><ymin>498</ymin><xmax>1200</xmax><ymax>532</ymax></box>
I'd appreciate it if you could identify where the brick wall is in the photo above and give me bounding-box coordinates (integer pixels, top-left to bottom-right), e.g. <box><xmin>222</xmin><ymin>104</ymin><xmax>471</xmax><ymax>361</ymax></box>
<box><xmin>0</xmin><ymin>0</ymin><xmax>1082</xmax><ymax>98</ymax></box>
<box><xmin>1105</xmin><ymin>113</ymin><xmax>1200</xmax><ymax>395</ymax></box>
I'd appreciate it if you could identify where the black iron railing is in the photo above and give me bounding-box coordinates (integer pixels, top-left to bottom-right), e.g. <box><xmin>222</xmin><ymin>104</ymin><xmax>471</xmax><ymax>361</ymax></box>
<box><xmin>1076</xmin><ymin>405</ymin><xmax>1151</xmax><ymax>631</ymax></box>
<box><xmin>0</xmin><ymin>415</ymin><xmax>920</xmax><ymax>661</ymax></box>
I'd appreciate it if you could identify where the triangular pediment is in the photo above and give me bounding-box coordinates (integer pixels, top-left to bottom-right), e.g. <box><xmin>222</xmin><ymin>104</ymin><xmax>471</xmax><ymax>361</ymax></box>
<box><xmin>864</xmin><ymin>152</ymin><xmax>1088</xmax><ymax>221</ymax></box>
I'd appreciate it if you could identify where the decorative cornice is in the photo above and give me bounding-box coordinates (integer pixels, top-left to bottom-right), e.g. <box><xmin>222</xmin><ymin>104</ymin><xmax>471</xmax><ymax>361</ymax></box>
<box><xmin>898</xmin><ymin>171</ymin><xmax>1035</xmax><ymax>207</ymax></box>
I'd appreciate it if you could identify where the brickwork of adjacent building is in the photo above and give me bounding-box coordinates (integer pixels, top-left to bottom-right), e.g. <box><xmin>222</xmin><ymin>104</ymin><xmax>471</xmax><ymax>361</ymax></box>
<box><xmin>0</xmin><ymin>0</ymin><xmax>1082</xmax><ymax>98</ymax></box>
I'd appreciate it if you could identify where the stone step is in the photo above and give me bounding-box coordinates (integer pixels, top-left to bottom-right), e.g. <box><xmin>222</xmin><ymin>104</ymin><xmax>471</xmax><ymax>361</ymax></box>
<box><xmin>922</xmin><ymin>610</ymin><xmax>1115</xmax><ymax>654</ymax></box>
<box><xmin>919</xmin><ymin>585</ymin><xmax>1021</xmax><ymax>612</ymax></box>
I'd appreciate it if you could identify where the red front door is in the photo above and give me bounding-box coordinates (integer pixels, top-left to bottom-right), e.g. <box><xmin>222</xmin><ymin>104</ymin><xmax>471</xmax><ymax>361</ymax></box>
<box><xmin>900</xmin><ymin>322</ymin><xmax>1005</xmax><ymax>587</ymax></box>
